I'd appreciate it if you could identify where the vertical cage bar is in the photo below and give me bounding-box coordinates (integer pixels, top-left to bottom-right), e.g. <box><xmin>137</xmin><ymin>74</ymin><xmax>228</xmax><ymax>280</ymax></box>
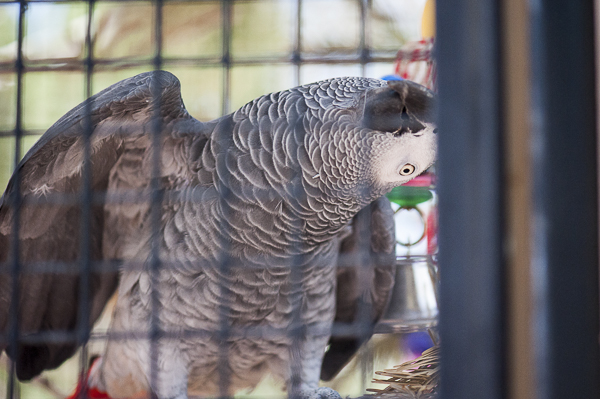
<box><xmin>217</xmin><ymin>2</ymin><xmax>234</xmax><ymax>397</ymax></box>
<box><xmin>354</xmin><ymin>10</ymin><xmax>375</xmax><ymax>390</ymax></box>
<box><xmin>7</xmin><ymin>2</ymin><xmax>26</xmax><ymax>399</ymax></box>
<box><xmin>77</xmin><ymin>0</ymin><xmax>96</xmax><ymax>380</ymax></box>
<box><xmin>352</xmin><ymin>206</ymin><xmax>375</xmax><ymax>395</ymax></box>
<box><xmin>293</xmin><ymin>0</ymin><xmax>302</xmax><ymax>85</ymax></box>
<box><xmin>436</xmin><ymin>0</ymin><xmax>506</xmax><ymax>398</ymax></box>
<box><xmin>150</xmin><ymin>1</ymin><xmax>164</xmax><ymax>398</ymax></box>
<box><xmin>288</xmin><ymin>0</ymin><xmax>313</xmax><ymax>387</ymax></box>
<box><xmin>529</xmin><ymin>1</ymin><xmax>600</xmax><ymax>398</ymax></box>
<box><xmin>358</xmin><ymin>0</ymin><xmax>369</xmax><ymax>77</ymax></box>
<box><xmin>215</xmin><ymin>142</ymin><xmax>233</xmax><ymax>397</ymax></box>
<box><xmin>287</xmin><ymin>160</ymin><xmax>307</xmax><ymax>399</ymax></box>
<box><xmin>221</xmin><ymin>0</ymin><xmax>232</xmax><ymax>116</ymax></box>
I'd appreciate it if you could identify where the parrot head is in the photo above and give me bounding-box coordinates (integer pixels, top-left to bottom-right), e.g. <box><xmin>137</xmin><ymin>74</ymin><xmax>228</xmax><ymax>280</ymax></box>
<box><xmin>361</xmin><ymin>79</ymin><xmax>437</xmax><ymax>192</ymax></box>
<box><xmin>300</xmin><ymin>78</ymin><xmax>437</xmax><ymax>206</ymax></box>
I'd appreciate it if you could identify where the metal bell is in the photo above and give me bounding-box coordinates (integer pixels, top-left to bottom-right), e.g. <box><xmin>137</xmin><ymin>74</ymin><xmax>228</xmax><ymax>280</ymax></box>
<box><xmin>375</xmin><ymin>256</ymin><xmax>439</xmax><ymax>333</ymax></box>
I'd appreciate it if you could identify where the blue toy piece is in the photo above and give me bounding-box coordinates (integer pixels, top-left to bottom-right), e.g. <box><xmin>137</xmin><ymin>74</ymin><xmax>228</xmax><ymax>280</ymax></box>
<box><xmin>381</xmin><ymin>74</ymin><xmax>404</xmax><ymax>81</ymax></box>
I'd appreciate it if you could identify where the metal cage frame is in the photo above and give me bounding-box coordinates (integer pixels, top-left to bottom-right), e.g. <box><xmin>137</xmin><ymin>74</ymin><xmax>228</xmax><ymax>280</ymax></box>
<box><xmin>0</xmin><ymin>1</ymin><xmax>432</xmax><ymax>398</ymax></box>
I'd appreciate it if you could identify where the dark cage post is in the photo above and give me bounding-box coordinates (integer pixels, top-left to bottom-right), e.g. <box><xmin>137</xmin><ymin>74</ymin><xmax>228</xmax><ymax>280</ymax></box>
<box><xmin>437</xmin><ymin>1</ymin><xmax>600</xmax><ymax>399</ymax></box>
<box><xmin>436</xmin><ymin>0</ymin><xmax>505</xmax><ymax>398</ymax></box>
<box><xmin>0</xmin><ymin>1</ymin><xmax>445</xmax><ymax>399</ymax></box>
<box><xmin>529</xmin><ymin>1</ymin><xmax>600</xmax><ymax>398</ymax></box>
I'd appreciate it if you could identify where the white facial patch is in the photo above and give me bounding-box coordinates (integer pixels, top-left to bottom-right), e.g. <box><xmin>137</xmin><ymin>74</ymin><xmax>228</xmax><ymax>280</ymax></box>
<box><xmin>375</xmin><ymin>122</ymin><xmax>437</xmax><ymax>186</ymax></box>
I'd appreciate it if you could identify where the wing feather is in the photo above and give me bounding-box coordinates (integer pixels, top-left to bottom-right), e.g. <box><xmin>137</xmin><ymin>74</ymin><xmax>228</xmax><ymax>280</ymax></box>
<box><xmin>321</xmin><ymin>196</ymin><xmax>396</xmax><ymax>381</ymax></box>
<box><xmin>0</xmin><ymin>70</ymin><xmax>206</xmax><ymax>380</ymax></box>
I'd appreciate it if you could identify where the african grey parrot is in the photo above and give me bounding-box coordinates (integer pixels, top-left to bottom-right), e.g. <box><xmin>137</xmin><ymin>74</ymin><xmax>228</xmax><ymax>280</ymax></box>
<box><xmin>0</xmin><ymin>71</ymin><xmax>436</xmax><ymax>399</ymax></box>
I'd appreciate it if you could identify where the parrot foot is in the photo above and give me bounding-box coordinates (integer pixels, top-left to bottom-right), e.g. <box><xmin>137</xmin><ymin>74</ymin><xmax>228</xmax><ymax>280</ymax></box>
<box><xmin>296</xmin><ymin>387</ymin><xmax>343</xmax><ymax>399</ymax></box>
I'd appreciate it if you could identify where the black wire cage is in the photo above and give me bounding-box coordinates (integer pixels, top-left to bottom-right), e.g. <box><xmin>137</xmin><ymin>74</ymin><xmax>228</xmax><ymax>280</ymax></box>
<box><xmin>0</xmin><ymin>1</ymin><xmax>439</xmax><ymax>398</ymax></box>
<box><xmin>3</xmin><ymin>1</ymin><xmax>600</xmax><ymax>399</ymax></box>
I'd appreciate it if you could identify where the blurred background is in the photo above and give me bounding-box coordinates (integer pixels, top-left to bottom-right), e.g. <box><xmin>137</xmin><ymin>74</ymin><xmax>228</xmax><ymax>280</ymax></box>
<box><xmin>0</xmin><ymin>0</ymin><xmax>430</xmax><ymax>190</ymax></box>
<box><xmin>0</xmin><ymin>1</ymin><xmax>439</xmax><ymax>398</ymax></box>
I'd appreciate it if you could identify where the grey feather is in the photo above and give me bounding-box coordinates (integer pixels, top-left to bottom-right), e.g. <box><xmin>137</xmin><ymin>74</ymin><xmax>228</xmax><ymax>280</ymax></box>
<box><xmin>0</xmin><ymin>71</ymin><xmax>436</xmax><ymax>398</ymax></box>
<box><xmin>320</xmin><ymin>196</ymin><xmax>396</xmax><ymax>381</ymax></box>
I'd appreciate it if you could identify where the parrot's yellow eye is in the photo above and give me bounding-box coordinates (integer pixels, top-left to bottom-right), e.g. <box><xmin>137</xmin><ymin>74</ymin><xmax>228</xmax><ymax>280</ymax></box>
<box><xmin>399</xmin><ymin>164</ymin><xmax>416</xmax><ymax>176</ymax></box>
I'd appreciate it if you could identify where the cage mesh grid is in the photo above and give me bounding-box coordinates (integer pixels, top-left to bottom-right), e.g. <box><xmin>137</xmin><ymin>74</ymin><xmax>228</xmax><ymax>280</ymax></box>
<box><xmin>0</xmin><ymin>1</ymin><xmax>431</xmax><ymax>398</ymax></box>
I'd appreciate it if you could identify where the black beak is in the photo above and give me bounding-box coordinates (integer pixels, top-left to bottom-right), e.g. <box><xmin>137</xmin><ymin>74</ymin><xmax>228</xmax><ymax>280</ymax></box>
<box><xmin>363</xmin><ymin>79</ymin><xmax>436</xmax><ymax>134</ymax></box>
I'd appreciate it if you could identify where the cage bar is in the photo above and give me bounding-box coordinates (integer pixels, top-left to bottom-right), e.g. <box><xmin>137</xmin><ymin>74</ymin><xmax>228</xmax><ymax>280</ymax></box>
<box><xmin>436</xmin><ymin>0</ymin><xmax>506</xmax><ymax>398</ymax></box>
<box><xmin>529</xmin><ymin>1</ymin><xmax>600</xmax><ymax>398</ymax></box>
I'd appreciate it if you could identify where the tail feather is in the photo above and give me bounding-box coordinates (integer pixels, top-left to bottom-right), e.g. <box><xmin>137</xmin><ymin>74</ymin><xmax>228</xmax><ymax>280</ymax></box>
<box><xmin>67</xmin><ymin>357</ymin><xmax>111</xmax><ymax>399</ymax></box>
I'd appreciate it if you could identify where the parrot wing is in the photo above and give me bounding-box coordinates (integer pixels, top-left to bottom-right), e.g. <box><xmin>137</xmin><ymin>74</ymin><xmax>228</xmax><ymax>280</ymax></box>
<box><xmin>320</xmin><ymin>196</ymin><xmax>396</xmax><ymax>381</ymax></box>
<box><xmin>0</xmin><ymin>70</ymin><xmax>206</xmax><ymax>380</ymax></box>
